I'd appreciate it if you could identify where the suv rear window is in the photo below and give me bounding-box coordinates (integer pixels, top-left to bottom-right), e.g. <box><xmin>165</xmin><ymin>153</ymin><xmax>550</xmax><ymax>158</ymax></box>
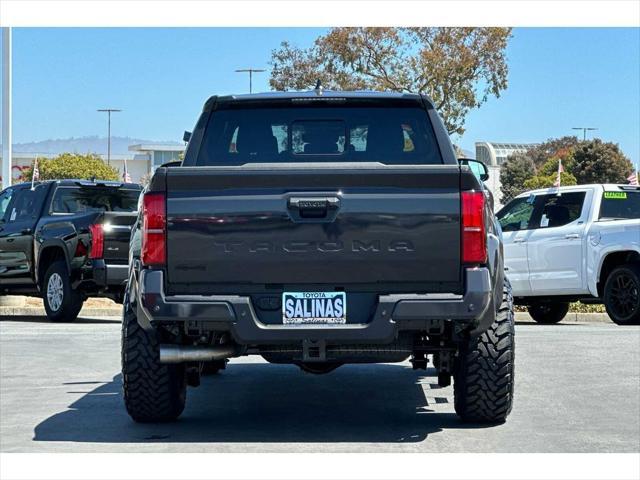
<box><xmin>599</xmin><ymin>191</ymin><xmax>640</xmax><ymax>220</ymax></box>
<box><xmin>194</xmin><ymin>105</ymin><xmax>442</xmax><ymax>166</ymax></box>
<box><xmin>51</xmin><ymin>186</ymin><xmax>141</xmax><ymax>214</ymax></box>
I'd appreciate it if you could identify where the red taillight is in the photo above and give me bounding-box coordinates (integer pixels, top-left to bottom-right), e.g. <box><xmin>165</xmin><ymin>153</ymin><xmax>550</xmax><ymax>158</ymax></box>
<box><xmin>462</xmin><ymin>191</ymin><xmax>487</xmax><ymax>264</ymax></box>
<box><xmin>142</xmin><ymin>192</ymin><xmax>166</xmax><ymax>267</ymax></box>
<box><xmin>89</xmin><ymin>224</ymin><xmax>104</xmax><ymax>259</ymax></box>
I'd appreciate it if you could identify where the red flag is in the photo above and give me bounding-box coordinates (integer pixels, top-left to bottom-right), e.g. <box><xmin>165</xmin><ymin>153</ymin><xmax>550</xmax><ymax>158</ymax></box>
<box><xmin>628</xmin><ymin>171</ymin><xmax>638</xmax><ymax>186</ymax></box>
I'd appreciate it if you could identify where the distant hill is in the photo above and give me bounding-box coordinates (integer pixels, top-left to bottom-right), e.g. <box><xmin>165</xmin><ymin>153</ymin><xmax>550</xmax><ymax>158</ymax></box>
<box><xmin>8</xmin><ymin>136</ymin><xmax>180</xmax><ymax>155</ymax></box>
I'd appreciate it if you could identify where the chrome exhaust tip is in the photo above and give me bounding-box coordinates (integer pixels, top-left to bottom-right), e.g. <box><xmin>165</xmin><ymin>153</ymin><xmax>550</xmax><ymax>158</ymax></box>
<box><xmin>159</xmin><ymin>344</ymin><xmax>238</xmax><ymax>364</ymax></box>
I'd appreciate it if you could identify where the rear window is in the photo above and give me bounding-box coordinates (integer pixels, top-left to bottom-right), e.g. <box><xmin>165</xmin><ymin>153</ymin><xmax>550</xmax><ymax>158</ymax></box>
<box><xmin>51</xmin><ymin>186</ymin><xmax>141</xmax><ymax>214</ymax></box>
<box><xmin>194</xmin><ymin>105</ymin><xmax>442</xmax><ymax>166</ymax></box>
<box><xmin>599</xmin><ymin>191</ymin><xmax>640</xmax><ymax>220</ymax></box>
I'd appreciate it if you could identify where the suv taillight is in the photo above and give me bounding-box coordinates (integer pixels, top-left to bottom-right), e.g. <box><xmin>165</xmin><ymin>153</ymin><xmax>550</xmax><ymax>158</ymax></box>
<box><xmin>89</xmin><ymin>224</ymin><xmax>104</xmax><ymax>259</ymax></box>
<box><xmin>142</xmin><ymin>192</ymin><xmax>166</xmax><ymax>267</ymax></box>
<box><xmin>461</xmin><ymin>191</ymin><xmax>487</xmax><ymax>264</ymax></box>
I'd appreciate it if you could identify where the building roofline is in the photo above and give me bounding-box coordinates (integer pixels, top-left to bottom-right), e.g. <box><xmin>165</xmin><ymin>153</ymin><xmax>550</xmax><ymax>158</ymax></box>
<box><xmin>128</xmin><ymin>144</ymin><xmax>185</xmax><ymax>152</ymax></box>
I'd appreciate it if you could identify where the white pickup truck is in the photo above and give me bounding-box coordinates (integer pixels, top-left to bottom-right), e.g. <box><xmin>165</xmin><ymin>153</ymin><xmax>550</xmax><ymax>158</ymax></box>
<box><xmin>497</xmin><ymin>184</ymin><xmax>640</xmax><ymax>325</ymax></box>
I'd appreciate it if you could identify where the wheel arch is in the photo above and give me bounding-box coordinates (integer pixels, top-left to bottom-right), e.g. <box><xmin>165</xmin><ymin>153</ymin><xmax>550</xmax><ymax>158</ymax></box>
<box><xmin>597</xmin><ymin>250</ymin><xmax>640</xmax><ymax>297</ymax></box>
<box><xmin>37</xmin><ymin>242</ymin><xmax>70</xmax><ymax>290</ymax></box>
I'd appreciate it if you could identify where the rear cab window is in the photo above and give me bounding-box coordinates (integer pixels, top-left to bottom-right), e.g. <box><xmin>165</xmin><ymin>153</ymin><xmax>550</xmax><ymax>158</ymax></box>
<box><xmin>191</xmin><ymin>101</ymin><xmax>443</xmax><ymax>166</ymax></box>
<box><xmin>0</xmin><ymin>184</ymin><xmax>49</xmax><ymax>223</ymax></box>
<box><xmin>50</xmin><ymin>186</ymin><xmax>141</xmax><ymax>214</ymax></box>
<box><xmin>599</xmin><ymin>190</ymin><xmax>640</xmax><ymax>220</ymax></box>
<box><xmin>535</xmin><ymin>191</ymin><xmax>586</xmax><ymax>228</ymax></box>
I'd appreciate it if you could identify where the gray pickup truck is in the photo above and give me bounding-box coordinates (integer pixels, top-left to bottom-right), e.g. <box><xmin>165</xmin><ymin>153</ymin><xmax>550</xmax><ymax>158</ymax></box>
<box><xmin>122</xmin><ymin>90</ymin><xmax>514</xmax><ymax>424</ymax></box>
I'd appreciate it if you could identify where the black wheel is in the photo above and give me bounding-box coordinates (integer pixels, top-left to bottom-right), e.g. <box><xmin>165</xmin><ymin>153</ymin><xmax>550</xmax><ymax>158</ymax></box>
<box><xmin>527</xmin><ymin>302</ymin><xmax>570</xmax><ymax>324</ymax></box>
<box><xmin>42</xmin><ymin>260</ymin><xmax>83</xmax><ymax>322</ymax></box>
<box><xmin>121</xmin><ymin>301</ymin><xmax>186</xmax><ymax>422</ymax></box>
<box><xmin>604</xmin><ymin>264</ymin><xmax>640</xmax><ymax>326</ymax></box>
<box><xmin>454</xmin><ymin>279</ymin><xmax>515</xmax><ymax>423</ymax></box>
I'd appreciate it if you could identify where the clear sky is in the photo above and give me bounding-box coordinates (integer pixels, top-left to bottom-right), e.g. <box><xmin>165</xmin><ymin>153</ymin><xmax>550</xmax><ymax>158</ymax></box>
<box><xmin>2</xmin><ymin>27</ymin><xmax>639</xmax><ymax>166</ymax></box>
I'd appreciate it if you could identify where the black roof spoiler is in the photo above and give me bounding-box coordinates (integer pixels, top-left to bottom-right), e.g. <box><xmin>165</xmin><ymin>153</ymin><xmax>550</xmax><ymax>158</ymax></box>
<box><xmin>203</xmin><ymin>91</ymin><xmax>437</xmax><ymax>111</ymax></box>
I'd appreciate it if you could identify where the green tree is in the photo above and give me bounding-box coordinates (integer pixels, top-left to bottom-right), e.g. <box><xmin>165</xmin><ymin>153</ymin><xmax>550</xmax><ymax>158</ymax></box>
<box><xmin>499</xmin><ymin>153</ymin><xmax>535</xmax><ymax>203</ymax></box>
<box><xmin>21</xmin><ymin>153</ymin><xmax>119</xmax><ymax>182</ymax></box>
<box><xmin>571</xmin><ymin>139</ymin><xmax>634</xmax><ymax>184</ymax></box>
<box><xmin>537</xmin><ymin>157</ymin><xmax>573</xmax><ymax>176</ymax></box>
<box><xmin>270</xmin><ymin>27</ymin><xmax>512</xmax><ymax>135</ymax></box>
<box><xmin>523</xmin><ymin>172</ymin><xmax>577</xmax><ymax>190</ymax></box>
<box><xmin>525</xmin><ymin>136</ymin><xmax>580</xmax><ymax>168</ymax></box>
<box><xmin>500</xmin><ymin>138</ymin><xmax>579</xmax><ymax>202</ymax></box>
<box><xmin>523</xmin><ymin>157</ymin><xmax>578</xmax><ymax>190</ymax></box>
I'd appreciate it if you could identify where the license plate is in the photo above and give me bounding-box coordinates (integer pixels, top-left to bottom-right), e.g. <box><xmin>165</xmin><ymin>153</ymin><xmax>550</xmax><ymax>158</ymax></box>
<box><xmin>282</xmin><ymin>292</ymin><xmax>346</xmax><ymax>325</ymax></box>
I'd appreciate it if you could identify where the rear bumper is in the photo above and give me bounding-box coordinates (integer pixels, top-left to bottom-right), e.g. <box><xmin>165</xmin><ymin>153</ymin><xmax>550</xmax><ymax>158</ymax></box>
<box><xmin>136</xmin><ymin>267</ymin><xmax>493</xmax><ymax>344</ymax></box>
<box><xmin>91</xmin><ymin>260</ymin><xmax>129</xmax><ymax>288</ymax></box>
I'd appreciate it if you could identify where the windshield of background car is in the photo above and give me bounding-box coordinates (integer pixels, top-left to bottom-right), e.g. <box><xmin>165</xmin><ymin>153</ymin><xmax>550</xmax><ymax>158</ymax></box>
<box><xmin>599</xmin><ymin>191</ymin><xmax>640</xmax><ymax>220</ymax></box>
<box><xmin>51</xmin><ymin>186</ymin><xmax>141</xmax><ymax>214</ymax></box>
<box><xmin>194</xmin><ymin>105</ymin><xmax>443</xmax><ymax>166</ymax></box>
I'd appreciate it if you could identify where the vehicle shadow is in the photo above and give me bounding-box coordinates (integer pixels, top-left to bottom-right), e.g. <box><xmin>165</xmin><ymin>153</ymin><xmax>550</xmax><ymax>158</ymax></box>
<box><xmin>0</xmin><ymin>315</ymin><xmax>121</xmax><ymax>324</ymax></box>
<box><xmin>33</xmin><ymin>363</ymin><xmax>494</xmax><ymax>444</ymax></box>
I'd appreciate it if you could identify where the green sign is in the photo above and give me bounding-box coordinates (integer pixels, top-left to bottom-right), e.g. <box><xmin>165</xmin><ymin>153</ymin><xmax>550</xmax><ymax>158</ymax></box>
<box><xmin>604</xmin><ymin>191</ymin><xmax>627</xmax><ymax>200</ymax></box>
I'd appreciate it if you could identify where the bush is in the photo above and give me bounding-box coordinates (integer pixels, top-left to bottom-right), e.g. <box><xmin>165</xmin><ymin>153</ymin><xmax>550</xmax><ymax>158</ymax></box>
<box><xmin>21</xmin><ymin>153</ymin><xmax>119</xmax><ymax>182</ymax></box>
<box><xmin>515</xmin><ymin>303</ymin><xmax>605</xmax><ymax>313</ymax></box>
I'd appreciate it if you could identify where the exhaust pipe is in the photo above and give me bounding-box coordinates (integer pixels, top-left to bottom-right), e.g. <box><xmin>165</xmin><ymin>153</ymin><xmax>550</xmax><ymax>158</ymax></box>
<box><xmin>159</xmin><ymin>344</ymin><xmax>238</xmax><ymax>364</ymax></box>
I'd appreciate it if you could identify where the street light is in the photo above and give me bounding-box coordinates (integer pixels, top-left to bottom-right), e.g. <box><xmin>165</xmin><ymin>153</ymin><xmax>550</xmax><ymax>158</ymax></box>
<box><xmin>572</xmin><ymin>127</ymin><xmax>598</xmax><ymax>141</ymax></box>
<box><xmin>97</xmin><ymin>108</ymin><xmax>122</xmax><ymax>165</ymax></box>
<box><xmin>235</xmin><ymin>68</ymin><xmax>266</xmax><ymax>94</ymax></box>
<box><xmin>2</xmin><ymin>28</ymin><xmax>12</xmax><ymax>189</ymax></box>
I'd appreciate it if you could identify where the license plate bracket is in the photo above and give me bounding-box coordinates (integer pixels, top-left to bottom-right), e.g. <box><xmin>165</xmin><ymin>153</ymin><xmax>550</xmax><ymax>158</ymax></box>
<box><xmin>282</xmin><ymin>291</ymin><xmax>347</xmax><ymax>325</ymax></box>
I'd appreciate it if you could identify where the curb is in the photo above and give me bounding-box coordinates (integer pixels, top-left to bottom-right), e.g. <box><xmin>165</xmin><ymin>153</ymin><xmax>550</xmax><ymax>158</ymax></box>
<box><xmin>0</xmin><ymin>307</ymin><xmax>122</xmax><ymax>318</ymax></box>
<box><xmin>515</xmin><ymin>312</ymin><xmax>612</xmax><ymax>324</ymax></box>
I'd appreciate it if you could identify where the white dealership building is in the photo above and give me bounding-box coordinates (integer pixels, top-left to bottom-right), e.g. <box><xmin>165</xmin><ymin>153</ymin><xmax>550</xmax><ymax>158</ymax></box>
<box><xmin>0</xmin><ymin>143</ymin><xmax>185</xmax><ymax>187</ymax></box>
<box><xmin>475</xmin><ymin>141</ymin><xmax>538</xmax><ymax>167</ymax></box>
<box><xmin>474</xmin><ymin>141</ymin><xmax>539</xmax><ymax>209</ymax></box>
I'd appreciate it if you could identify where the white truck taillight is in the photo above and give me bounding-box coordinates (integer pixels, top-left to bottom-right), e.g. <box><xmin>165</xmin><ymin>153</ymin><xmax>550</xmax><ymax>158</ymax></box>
<box><xmin>461</xmin><ymin>191</ymin><xmax>487</xmax><ymax>264</ymax></box>
<box><xmin>88</xmin><ymin>224</ymin><xmax>104</xmax><ymax>259</ymax></box>
<box><xmin>141</xmin><ymin>192</ymin><xmax>167</xmax><ymax>267</ymax></box>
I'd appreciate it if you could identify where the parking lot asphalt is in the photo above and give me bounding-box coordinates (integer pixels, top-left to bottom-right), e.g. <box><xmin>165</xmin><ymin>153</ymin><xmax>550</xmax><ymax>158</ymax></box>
<box><xmin>0</xmin><ymin>315</ymin><xmax>639</xmax><ymax>453</ymax></box>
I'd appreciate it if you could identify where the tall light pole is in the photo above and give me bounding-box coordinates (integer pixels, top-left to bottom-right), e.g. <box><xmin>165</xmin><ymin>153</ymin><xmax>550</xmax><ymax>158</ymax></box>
<box><xmin>235</xmin><ymin>68</ymin><xmax>265</xmax><ymax>94</ymax></box>
<box><xmin>97</xmin><ymin>108</ymin><xmax>122</xmax><ymax>165</ymax></box>
<box><xmin>572</xmin><ymin>127</ymin><xmax>598</xmax><ymax>141</ymax></box>
<box><xmin>2</xmin><ymin>28</ymin><xmax>12</xmax><ymax>189</ymax></box>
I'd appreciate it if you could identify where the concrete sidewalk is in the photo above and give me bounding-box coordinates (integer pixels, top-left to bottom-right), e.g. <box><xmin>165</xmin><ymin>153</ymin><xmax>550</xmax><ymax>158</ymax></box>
<box><xmin>0</xmin><ymin>295</ymin><xmax>121</xmax><ymax>318</ymax></box>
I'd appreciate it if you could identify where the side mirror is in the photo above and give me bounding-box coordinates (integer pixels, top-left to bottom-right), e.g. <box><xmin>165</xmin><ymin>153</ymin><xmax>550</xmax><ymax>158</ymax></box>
<box><xmin>459</xmin><ymin>158</ymin><xmax>489</xmax><ymax>182</ymax></box>
<box><xmin>183</xmin><ymin>131</ymin><xmax>192</xmax><ymax>143</ymax></box>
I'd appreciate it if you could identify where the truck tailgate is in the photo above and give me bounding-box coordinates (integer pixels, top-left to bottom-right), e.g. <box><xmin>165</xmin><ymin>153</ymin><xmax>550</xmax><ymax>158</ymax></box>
<box><xmin>165</xmin><ymin>164</ymin><xmax>461</xmax><ymax>292</ymax></box>
<box><xmin>101</xmin><ymin>212</ymin><xmax>137</xmax><ymax>264</ymax></box>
